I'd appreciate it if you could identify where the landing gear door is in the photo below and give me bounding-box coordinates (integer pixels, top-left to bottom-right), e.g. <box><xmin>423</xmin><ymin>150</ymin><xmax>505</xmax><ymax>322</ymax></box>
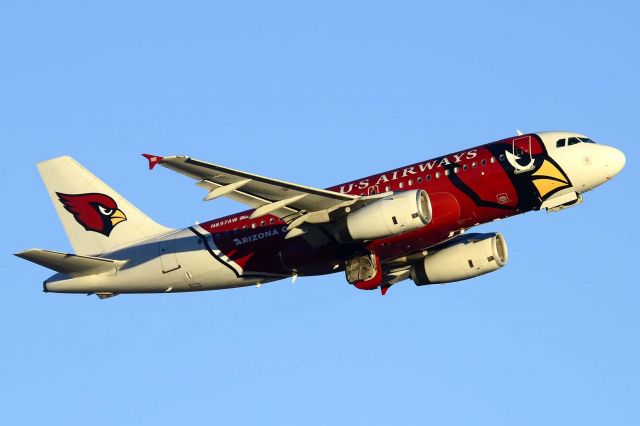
<box><xmin>159</xmin><ymin>234</ymin><xmax>181</xmax><ymax>273</ymax></box>
<box><xmin>511</xmin><ymin>136</ymin><xmax>535</xmax><ymax>174</ymax></box>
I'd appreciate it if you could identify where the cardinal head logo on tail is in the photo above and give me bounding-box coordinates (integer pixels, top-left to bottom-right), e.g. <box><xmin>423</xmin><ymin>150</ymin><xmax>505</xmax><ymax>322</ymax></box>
<box><xmin>56</xmin><ymin>192</ymin><xmax>127</xmax><ymax>237</ymax></box>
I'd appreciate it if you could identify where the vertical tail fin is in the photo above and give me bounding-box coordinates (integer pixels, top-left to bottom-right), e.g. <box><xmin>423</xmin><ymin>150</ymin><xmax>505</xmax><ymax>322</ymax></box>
<box><xmin>38</xmin><ymin>156</ymin><xmax>174</xmax><ymax>255</ymax></box>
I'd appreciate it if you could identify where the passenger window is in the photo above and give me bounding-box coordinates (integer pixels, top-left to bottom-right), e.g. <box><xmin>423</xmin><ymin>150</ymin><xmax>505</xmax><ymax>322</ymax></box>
<box><xmin>556</xmin><ymin>138</ymin><xmax>566</xmax><ymax>148</ymax></box>
<box><xmin>261</xmin><ymin>220</ymin><xmax>266</xmax><ymax>227</ymax></box>
<box><xmin>453</xmin><ymin>167</ymin><xmax>459</xmax><ymax>173</ymax></box>
<box><xmin>426</xmin><ymin>174</ymin><xmax>431</xmax><ymax>181</ymax></box>
<box><xmin>385</xmin><ymin>185</ymin><xmax>391</xmax><ymax>192</ymax></box>
<box><xmin>463</xmin><ymin>164</ymin><xmax>468</xmax><ymax>171</ymax></box>
<box><xmin>445</xmin><ymin>169</ymin><xmax>450</xmax><ymax>176</ymax></box>
<box><xmin>568</xmin><ymin>137</ymin><xmax>580</xmax><ymax>146</ymax></box>
<box><xmin>399</xmin><ymin>182</ymin><xmax>404</xmax><ymax>189</ymax></box>
<box><xmin>472</xmin><ymin>162</ymin><xmax>477</xmax><ymax>168</ymax></box>
<box><xmin>491</xmin><ymin>157</ymin><xmax>496</xmax><ymax>164</ymax></box>
<box><xmin>251</xmin><ymin>223</ymin><xmax>257</xmax><ymax>229</ymax></box>
<box><xmin>481</xmin><ymin>159</ymin><xmax>487</xmax><ymax>166</ymax></box>
<box><xmin>408</xmin><ymin>179</ymin><xmax>413</xmax><ymax>186</ymax></box>
<box><xmin>435</xmin><ymin>172</ymin><xmax>441</xmax><ymax>179</ymax></box>
<box><xmin>269</xmin><ymin>217</ymin><xmax>275</xmax><ymax>224</ymax></box>
<box><xmin>417</xmin><ymin>177</ymin><xmax>422</xmax><ymax>183</ymax></box>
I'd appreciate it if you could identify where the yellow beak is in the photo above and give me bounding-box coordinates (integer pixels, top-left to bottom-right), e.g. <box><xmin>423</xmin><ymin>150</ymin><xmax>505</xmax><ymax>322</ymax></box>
<box><xmin>531</xmin><ymin>159</ymin><xmax>570</xmax><ymax>199</ymax></box>
<box><xmin>110</xmin><ymin>209</ymin><xmax>127</xmax><ymax>227</ymax></box>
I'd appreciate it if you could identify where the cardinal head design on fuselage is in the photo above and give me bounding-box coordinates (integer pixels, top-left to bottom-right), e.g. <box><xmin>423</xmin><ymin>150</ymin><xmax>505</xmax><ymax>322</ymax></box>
<box><xmin>56</xmin><ymin>192</ymin><xmax>127</xmax><ymax>237</ymax></box>
<box><xmin>485</xmin><ymin>135</ymin><xmax>573</xmax><ymax>210</ymax></box>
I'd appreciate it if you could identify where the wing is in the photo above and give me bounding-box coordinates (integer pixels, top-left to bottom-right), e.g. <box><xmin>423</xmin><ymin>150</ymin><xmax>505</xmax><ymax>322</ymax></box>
<box><xmin>143</xmin><ymin>154</ymin><xmax>376</xmax><ymax>237</ymax></box>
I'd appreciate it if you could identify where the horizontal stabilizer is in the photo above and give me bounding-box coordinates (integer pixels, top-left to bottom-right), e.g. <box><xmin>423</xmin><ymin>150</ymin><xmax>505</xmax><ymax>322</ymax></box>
<box><xmin>15</xmin><ymin>249</ymin><xmax>125</xmax><ymax>278</ymax></box>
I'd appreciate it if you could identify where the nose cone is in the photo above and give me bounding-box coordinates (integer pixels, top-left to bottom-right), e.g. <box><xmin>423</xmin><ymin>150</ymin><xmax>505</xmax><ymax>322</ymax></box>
<box><xmin>604</xmin><ymin>147</ymin><xmax>626</xmax><ymax>179</ymax></box>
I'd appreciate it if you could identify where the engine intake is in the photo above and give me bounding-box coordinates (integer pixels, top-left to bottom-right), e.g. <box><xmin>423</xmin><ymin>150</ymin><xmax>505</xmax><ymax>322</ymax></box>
<box><xmin>342</xmin><ymin>190</ymin><xmax>431</xmax><ymax>241</ymax></box>
<box><xmin>411</xmin><ymin>233</ymin><xmax>508</xmax><ymax>285</ymax></box>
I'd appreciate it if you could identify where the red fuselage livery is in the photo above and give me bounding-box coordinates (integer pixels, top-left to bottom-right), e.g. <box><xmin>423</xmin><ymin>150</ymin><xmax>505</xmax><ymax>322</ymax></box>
<box><xmin>18</xmin><ymin>131</ymin><xmax>625</xmax><ymax>298</ymax></box>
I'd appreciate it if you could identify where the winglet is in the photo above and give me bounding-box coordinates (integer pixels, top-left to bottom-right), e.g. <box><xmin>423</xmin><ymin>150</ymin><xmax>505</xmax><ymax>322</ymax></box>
<box><xmin>380</xmin><ymin>285</ymin><xmax>391</xmax><ymax>296</ymax></box>
<box><xmin>142</xmin><ymin>154</ymin><xmax>164</xmax><ymax>170</ymax></box>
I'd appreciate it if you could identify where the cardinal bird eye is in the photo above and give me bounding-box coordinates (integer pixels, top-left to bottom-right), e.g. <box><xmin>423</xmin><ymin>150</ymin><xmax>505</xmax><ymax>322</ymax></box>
<box><xmin>98</xmin><ymin>205</ymin><xmax>114</xmax><ymax>216</ymax></box>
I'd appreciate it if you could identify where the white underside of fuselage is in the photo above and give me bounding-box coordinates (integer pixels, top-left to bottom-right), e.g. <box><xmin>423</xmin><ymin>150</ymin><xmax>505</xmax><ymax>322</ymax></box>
<box><xmin>44</xmin><ymin>225</ymin><xmax>287</xmax><ymax>294</ymax></box>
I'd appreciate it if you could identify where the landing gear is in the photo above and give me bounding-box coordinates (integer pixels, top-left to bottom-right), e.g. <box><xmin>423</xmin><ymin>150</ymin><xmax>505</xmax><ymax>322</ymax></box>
<box><xmin>345</xmin><ymin>253</ymin><xmax>383</xmax><ymax>290</ymax></box>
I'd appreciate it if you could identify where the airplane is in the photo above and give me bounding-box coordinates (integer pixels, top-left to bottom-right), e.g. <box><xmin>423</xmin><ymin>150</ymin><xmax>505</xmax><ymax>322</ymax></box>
<box><xmin>15</xmin><ymin>131</ymin><xmax>625</xmax><ymax>298</ymax></box>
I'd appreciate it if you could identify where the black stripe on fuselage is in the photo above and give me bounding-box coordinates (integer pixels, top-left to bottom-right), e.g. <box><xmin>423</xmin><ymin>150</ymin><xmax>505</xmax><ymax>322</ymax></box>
<box><xmin>188</xmin><ymin>226</ymin><xmax>277</xmax><ymax>280</ymax></box>
<box><xmin>445</xmin><ymin>165</ymin><xmax>516</xmax><ymax>211</ymax></box>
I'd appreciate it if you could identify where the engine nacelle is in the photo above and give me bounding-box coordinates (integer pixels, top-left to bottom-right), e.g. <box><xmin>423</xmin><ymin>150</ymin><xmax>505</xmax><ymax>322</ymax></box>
<box><xmin>341</xmin><ymin>190</ymin><xmax>432</xmax><ymax>241</ymax></box>
<box><xmin>411</xmin><ymin>233</ymin><xmax>508</xmax><ymax>285</ymax></box>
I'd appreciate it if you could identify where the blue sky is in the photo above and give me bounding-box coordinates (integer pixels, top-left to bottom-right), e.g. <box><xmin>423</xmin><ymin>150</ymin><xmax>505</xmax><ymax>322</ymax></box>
<box><xmin>1</xmin><ymin>1</ymin><xmax>639</xmax><ymax>424</ymax></box>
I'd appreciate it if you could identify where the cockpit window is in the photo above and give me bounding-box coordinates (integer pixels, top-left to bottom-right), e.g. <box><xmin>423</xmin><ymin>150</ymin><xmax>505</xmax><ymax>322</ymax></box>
<box><xmin>579</xmin><ymin>137</ymin><xmax>596</xmax><ymax>144</ymax></box>
<box><xmin>567</xmin><ymin>137</ymin><xmax>581</xmax><ymax>146</ymax></box>
<box><xmin>556</xmin><ymin>136</ymin><xmax>597</xmax><ymax>148</ymax></box>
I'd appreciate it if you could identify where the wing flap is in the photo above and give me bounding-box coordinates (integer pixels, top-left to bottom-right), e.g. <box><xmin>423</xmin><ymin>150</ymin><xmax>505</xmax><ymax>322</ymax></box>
<box><xmin>15</xmin><ymin>249</ymin><xmax>125</xmax><ymax>278</ymax></box>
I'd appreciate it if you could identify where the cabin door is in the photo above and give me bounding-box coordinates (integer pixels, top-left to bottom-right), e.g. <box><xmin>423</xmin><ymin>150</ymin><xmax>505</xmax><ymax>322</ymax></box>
<box><xmin>511</xmin><ymin>136</ymin><xmax>535</xmax><ymax>173</ymax></box>
<box><xmin>159</xmin><ymin>235</ymin><xmax>181</xmax><ymax>273</ymax></box>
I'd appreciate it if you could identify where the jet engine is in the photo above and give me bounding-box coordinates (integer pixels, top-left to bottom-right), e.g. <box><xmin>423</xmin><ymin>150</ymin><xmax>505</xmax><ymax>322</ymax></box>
<box><xmin>411</xmin><ymin>233</ymin><xmax>508</xmax><ymax>285</ymax></box>
<box><xmin>339</xmin><ymin>190</ymin><xmax>432</xmax><ymax>241</ymax></box>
